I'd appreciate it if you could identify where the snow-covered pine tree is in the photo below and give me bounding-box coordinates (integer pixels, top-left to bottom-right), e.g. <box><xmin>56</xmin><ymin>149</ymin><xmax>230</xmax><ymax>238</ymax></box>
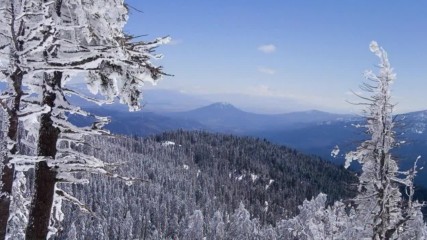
<box><xmin>1</xmin><ymin>0</ymin><xmax>169</xmax><ymax>238</ymax></box>
<box><xmin>66</xmin><ymin>222</ymin><xmax>77</xmax><ymax>240</ymax></box>
<box><xmin>22</xmin><ymin>1</ymin><xmax>169</xmax><ymax>239</ymax></box>
<box><xmin>227</xmin><ymin>202</ymin><xmax>256</xmax><ymax>239</ymax></box>
<box><xmin>184</xmin><ymin>209</ymin><xmax>204</xmax><ymax>239</ymax></box>
<box><xmin>276</xmin><ymin>193</ymin><xmax>362</xmax><ymax>239</ymax></box>
<box><xmin>345</xmin><ymin>41</ymin><xmax>425</xmax><ymax>239</ymax></box>
<box><xmin>209</xmin><ymin>210</ymin><xmax>225</xmax><ymax>240</ymax></box>
<box><xmin>0</xmin><ymin>1</ymin><xmax>58</xmax><ymax>238</ymax></box>
<box><xmin>119</xmin><ymin>210</ymin><xmax>134</xmax><ymax>239</ymax></box>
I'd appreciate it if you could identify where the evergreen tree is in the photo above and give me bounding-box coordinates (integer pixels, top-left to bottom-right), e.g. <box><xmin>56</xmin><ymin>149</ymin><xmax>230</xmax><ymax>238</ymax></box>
<box><xmin>119</xmin><ymin>211</ymin><xmax>134</xmax><ymax>240</ymax></box>
<box><xmin>227</xmin><ymin>202</ymin><xmax>255</xmax><ymax>239</ymax></box>
<box><xmin>184</xmin><ymin>210</ymin><xmax>204</xmax><ymax>240</ymax></box>
<box><xmin>0</xmin><ymin>0</ymin><xmax>169</xmax><ymax>238</ymax></box>
<box><xmin>0</xmin><ymin>1</ymin><xmax>53</xmax><ymax>237</ymax></box>
<box><xmin>66</xmin><ymin>223</ymin><xmax>77</xmax><ymax>240</ymax></box>
<box><xmin>209</xmin><ymin>211</ymin><xmax>225</xmax><ymax>240</ymax></box>
<box><xmin>345</xmin><ymin>41</ymin><xmax>426</xmax><ymax>239</ymax></box>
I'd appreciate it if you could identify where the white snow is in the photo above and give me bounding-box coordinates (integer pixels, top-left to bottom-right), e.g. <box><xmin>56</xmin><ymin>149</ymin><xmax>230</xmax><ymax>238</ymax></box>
<box><xmin>250</xmin><ymin>173</ymin><xmax>259</xmax><ymax>182</ymax></box>
<box><xmin>215</xmin><ymin>102</ymin><xmax>233</xmax><ymax>109</ymax></box>
<box><xmin>6</xmin><ymin>171</ymin><xmax>29</xmax><ymax>240</ymax></box>
<box><xmin>331</xmin><ymin>145</ymin><xmax>340</xmax><ymax>158</ymax></box>
<box><xmin>265</xmin><ymin>179</ymin><xmax>274</xmax><ymax>190</ymax></box>
<box><xmin>236</xmin><ymin>174</ymin><xmax>245</xmax><ymax>181</ymax></box>
<box><xmin>162</xmin><ymin>141</ymin><xmax>176</xmax><ymax>147</ymax></box>
<box><xmin>0</xmin><ymin>1</ymin><xmax>170</xmax><ymax>239</ymax></box>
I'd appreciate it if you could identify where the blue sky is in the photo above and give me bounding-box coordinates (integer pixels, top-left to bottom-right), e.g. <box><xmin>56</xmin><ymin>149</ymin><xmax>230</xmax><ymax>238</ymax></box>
<box><xmin>125</xmin><ymin>1</ymin><xmax>427</xmax><ymax>113</ymax></box>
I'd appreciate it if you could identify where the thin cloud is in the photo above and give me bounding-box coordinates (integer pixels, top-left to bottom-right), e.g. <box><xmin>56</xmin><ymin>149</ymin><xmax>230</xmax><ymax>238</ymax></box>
<box><xmin>258</xmin><ymin>67</ymin><xmax>276</xmax><ymax>75</ymax></box>
<box><xmin>258</xmin><ymin>44</ymin><xmax>276</xmax><ymax>54</ymax></box>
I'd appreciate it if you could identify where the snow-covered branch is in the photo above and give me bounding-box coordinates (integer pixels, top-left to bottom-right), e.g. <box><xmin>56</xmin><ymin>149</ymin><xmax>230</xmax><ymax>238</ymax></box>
<box><xmin>344</xmin><ymin>41</ymin><xmax>425</xmax><ymax>239</ymax></box>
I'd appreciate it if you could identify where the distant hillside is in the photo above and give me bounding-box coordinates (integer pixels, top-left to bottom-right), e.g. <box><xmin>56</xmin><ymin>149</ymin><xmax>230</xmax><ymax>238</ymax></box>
<box><xmin>72</xmin><ymin>102</ymin><xmax>353</xmax><ymax>136</ymax></box>
<box><xmin>70</xmin><ymin>107</ymin><xmax>205</xmax><ymax>136</ymax></box>
<box><xmin>163</xmin><ymin>103</ymin><xmax>352</xmax><ymax>133</ymax></box>
<box><xmin>260</xmin><ymin>110</ymin><xmax>427</xmax><ymax>186</ymax></box>
<box><xmin>68</xmin><ymin>102</ymin><xmax>427</xmax><ymax>187</ymax></box>
<box><xmin>56</xmin><ymin>131</ymin><xmax>357</xmax><ymax>239</ymax></box>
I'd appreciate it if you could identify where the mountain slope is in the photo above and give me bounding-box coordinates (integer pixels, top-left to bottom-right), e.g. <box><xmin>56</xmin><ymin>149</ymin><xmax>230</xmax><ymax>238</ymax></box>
<box><xmin>260</xmin><ymin>110</ymin><xmax>427</xmax><ymax>186</ymax></box>
<box><xmin>69</xmin><ymin>107</ymin><xmax>207</xmax><ymax>136</ymax></box>
<box><xmin>68</xmin><ymin>103</ymin><xmax>427</xmax><ymax>187</ymax></box>
<box><xmin>56</xmin><ymin>131</ymin><xmax>357</xmax><ymax>239</ymax></box>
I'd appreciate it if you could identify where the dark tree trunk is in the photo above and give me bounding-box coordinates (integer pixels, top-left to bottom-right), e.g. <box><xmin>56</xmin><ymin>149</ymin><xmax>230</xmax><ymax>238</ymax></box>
<box><xmin>25</xmin><ymin>72</ymin><xmax>62</xmax><ymax>240</ymax></box>
<box><xmin>0</xmin><ymin>69</ymin><xmax>23</xmax><ymax>240</ymax></box>
<box><xmin>0</xmin><ymin>2</ymin><xmax>27</xmax><ymax>238</ymax></box>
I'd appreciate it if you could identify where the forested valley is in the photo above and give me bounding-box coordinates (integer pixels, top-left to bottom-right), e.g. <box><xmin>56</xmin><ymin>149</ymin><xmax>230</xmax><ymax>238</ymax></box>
<box><xmin>0</xmin><ymin>120</ymin><xmax>357</xmax><ymax>239</ymax></box>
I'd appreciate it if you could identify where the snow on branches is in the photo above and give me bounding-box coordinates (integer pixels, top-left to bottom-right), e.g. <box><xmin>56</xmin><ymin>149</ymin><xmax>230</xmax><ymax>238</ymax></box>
<box><xmin>0</xmin><ymin>0</ymin><xmax>169</xmax><ymax>238</ymax></box>
<box><xmin>344</xmin><ymin>41</ymin><xmax>426</xmax><ymax>239</ymax></box>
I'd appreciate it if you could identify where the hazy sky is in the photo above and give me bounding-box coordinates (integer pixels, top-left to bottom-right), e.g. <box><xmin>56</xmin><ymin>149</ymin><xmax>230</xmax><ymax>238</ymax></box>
<box><xmin>125</xmin><ymin>1</ymin><xmax>427</xmax><ymax>113</ymax></box>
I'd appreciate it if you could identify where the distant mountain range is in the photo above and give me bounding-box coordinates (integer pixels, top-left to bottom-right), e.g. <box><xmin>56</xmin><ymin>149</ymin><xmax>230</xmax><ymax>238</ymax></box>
<box><xmin>72</xmin><ymin>102</ymin><xmax>427</xmax><ymax>187</ymax></box>
<box><xmin>163</xmin><ymin>102</ymin><xmax>354</xmax><ymax>133</ymax></box>
<box><xmin>76</xmin><ymin>102</ymin><xmax>354</xmax><ymax>135</ymax></box>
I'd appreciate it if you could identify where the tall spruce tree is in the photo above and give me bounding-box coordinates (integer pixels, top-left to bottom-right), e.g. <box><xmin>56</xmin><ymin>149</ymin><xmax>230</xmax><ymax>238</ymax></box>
<box><xmin>345</xmin><ymin>41</ymin><xmax>424</xmax><ymax>239</ymax></box>
<box><xmin>0</xmin><ymin>0</ymin><xmax>169</xmax><ymax>238</ymax></box>
<box><xmin>0</xmin><ymin>1</ymin><xmax>57</xmax><ymax>238</ymax></box>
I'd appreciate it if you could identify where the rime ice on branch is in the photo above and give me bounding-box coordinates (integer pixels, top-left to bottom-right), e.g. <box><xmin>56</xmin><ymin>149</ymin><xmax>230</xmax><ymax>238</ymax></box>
<box><xmin>0</xmin><ymin>0</ymin><xmax>169</xmax><ymax>239</ymax></box>
<box><xmin>345</xmin><ymin>41</ymin><xmax>425</xmax><ymax>239</ymax></box>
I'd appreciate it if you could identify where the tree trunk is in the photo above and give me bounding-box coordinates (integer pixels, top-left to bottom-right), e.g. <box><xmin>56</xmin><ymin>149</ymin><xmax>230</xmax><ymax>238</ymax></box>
<box><xmin>25</xmin><ymin>72</ymin><xmax>62</xmax><ymax>240</ymax></box>
<box><xmin>0</xmin><ymin>69</ymin><xmax>23</xmax><ymax>240</ymax></box>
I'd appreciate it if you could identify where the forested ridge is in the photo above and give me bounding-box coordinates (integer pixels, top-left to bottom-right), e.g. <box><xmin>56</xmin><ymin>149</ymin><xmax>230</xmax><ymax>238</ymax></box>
<box><xmin>50</xmin><ymin>130</ymin><xmax>357</xmax><ymax>239</ymax></box>
<box><xmin>0</xmin><ymin>0</ymin><xmax>425</xmax><ymax>238</ymax></box>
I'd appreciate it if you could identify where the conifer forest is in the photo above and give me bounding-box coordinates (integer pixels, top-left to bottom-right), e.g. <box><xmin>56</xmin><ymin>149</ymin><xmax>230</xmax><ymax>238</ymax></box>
<box><xmin>0</xmin><ymin>0</ymin><xmax>427</xmax><ymax>239</ymax></box>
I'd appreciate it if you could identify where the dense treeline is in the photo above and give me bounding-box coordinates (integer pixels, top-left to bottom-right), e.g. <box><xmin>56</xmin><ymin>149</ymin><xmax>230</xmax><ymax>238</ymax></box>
<box><xmin>53</xmin><ymin>130</ymin><xmax>356</xmax><ymax>239</ymax></box>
